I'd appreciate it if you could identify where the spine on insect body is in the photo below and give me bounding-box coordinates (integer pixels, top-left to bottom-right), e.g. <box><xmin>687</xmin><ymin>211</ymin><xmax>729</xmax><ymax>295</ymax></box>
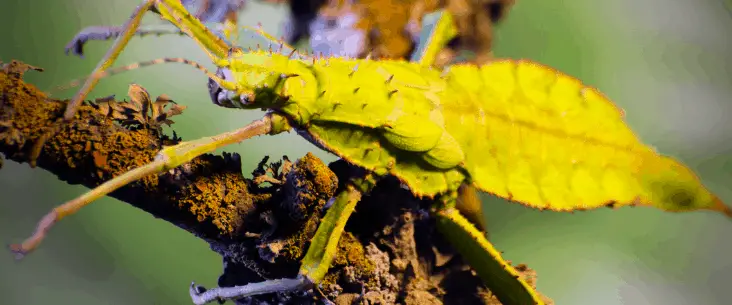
<box><xmin>221</xmin><ymin>50</ymin><xmax>469</xmax><ymax>198</ymax></box>
<box><xmin>216</xmin><ymin>49</ymin><xmax>730</xmax><ymax>216</ymax></box>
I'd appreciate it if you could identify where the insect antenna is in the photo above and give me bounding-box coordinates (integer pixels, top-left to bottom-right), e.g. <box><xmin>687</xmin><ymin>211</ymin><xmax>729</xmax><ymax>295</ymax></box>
<box><xmin>51</xmin><ymin>57</ymin><xmax>226</xmax><ymax>94</ymax></box>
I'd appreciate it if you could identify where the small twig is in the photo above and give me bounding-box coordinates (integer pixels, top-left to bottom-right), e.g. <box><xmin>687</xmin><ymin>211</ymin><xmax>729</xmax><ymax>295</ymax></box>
<box><xmin>189</xmin><ymin>276</ymin><xmax>312</xmax><ymax>305</ymax></box>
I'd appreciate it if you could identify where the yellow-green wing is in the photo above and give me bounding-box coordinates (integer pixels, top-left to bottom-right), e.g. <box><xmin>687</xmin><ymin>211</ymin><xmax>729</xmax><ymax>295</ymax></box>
<box><xmin>442</xmin><ymin>59</ymin><xmax>730</xmax><ymax>217</ymax></box>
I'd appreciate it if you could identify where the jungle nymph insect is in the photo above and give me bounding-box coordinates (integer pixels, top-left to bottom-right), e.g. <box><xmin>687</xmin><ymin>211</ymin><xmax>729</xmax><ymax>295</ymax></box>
<box><xmin>9</xmin><ymin>2</ymin><xmax>731</xmax><ymax>305</ymax></box>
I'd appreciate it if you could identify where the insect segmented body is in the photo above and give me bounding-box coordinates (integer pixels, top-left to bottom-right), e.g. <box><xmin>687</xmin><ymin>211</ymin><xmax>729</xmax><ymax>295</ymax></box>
<box><xmin>213</xmin><ymin>51</ymin><xmax>722</xmax><ymax>213</ymax></box>
<box><xmin>214</xmin><ymin>53</ymin><xmax>467</xmax><ymax>196</ymax></box>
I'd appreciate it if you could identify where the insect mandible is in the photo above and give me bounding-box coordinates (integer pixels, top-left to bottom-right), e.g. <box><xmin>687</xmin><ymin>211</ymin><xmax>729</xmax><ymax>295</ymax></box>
<box><xmin>9</xmin><ymin>1</ymin><xmax>732</xmax><ymax>305</ymax></box>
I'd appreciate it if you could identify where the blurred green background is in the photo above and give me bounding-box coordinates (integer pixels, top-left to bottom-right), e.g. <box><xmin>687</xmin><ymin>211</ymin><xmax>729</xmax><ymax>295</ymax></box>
<box><xmin>1</xmin><ymin>0</ymin><xmax>731</xmax><ymax>304</ymax></box>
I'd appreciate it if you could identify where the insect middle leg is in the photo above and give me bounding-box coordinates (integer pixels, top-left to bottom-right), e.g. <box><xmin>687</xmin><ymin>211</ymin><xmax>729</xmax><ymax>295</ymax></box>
<box><xmin>190</xmin><ymin>174</ymin><xmax>378</xmax><ymax>305</ymax></box>
<box><xmin>433</xmin><ymin>192</ymin><xmax>546</xmax><ymax>305</ymax></box>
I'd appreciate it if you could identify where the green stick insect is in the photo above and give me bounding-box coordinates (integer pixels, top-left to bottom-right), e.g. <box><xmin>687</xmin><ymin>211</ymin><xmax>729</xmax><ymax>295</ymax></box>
<box><xmin>9</xmin><ymin>1</ymin><xmax>732</xmax><ymax>305</ymax></box>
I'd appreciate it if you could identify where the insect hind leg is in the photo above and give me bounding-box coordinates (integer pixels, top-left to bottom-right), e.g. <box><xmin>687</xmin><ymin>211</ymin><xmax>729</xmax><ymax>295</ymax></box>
<box><xmin>433</xmin><ymin>197</ymin><xmax>545</xmax><ymax>305</ymax></box>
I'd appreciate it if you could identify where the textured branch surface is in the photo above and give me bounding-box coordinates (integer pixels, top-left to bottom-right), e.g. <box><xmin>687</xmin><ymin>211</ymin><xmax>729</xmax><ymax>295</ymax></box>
<box><xmin>0</xmin><ymin>60</ymin><xmax>552</xmax><ymax>305</ymax></box>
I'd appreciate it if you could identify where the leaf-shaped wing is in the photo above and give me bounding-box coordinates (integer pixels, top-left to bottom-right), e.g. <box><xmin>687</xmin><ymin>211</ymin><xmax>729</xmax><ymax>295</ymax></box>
<box><xmin>444</xmin><ymin>59</ymin><xmax>730</xmax><ymax>217</ymax></box>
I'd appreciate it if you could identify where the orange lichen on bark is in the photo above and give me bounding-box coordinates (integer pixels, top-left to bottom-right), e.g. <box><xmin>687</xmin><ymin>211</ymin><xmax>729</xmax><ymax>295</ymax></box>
<box><xmin>288</xmin><ymin>152</ymin><xmax>340</xmax><ymax>215</ymax></box>
<box><xmin>0</xmin><ymin>60</ymin><xmax>259</xmax><ymax>239</ymax></box>
<box><xmin>323</xmin><ymin>231</ymin><xmax>376</xmax><ymax>287</ymax></box>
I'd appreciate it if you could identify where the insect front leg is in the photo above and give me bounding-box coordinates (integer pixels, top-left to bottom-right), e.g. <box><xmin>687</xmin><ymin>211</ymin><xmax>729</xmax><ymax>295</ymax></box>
<box><xmin>28</xmin><ymin>0</ymin><xmax>235</xmax><ymax>166</ymax></box>
<box><xmin>190</xmin><ymin>174</ymin><xmax>379</xmax><ymax>305</ymax></box>
<box><xmin>432</xmin><ymin>192</ymin><xmax>545</xmax><ymax>305</ymax></box>
<box><xmin>65</xmin><ymin>24</ymin><xmax>230</xmax><ymax>58</ymax></box>
<box><xmin>9</xmin><ymin>113</ymin><xmax>286</xmax><ymax>259</ymax></box>
<box><xmin>65</xmin><ymin>0</ymin><xmax>246</xmax><ymax>57</ymax></box>
<box><xmin>63</xmin><ymin>0</ymin><xmax>233</xmax><ymax>122</ymax></box>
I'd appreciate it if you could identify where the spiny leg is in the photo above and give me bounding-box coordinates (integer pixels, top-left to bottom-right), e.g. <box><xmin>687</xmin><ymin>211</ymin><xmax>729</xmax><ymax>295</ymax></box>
<box><xmin>65</xmin><ymin>24</ymin><xmax>231</xmax><ymax>58</ymax></box>
<box><xmin>63</xmin><ymin>0</ymin><xmax>233</xmax><ymax>122</ymax></box>
<box><xmin>66</xmin><ymin>0</ymin><xmax>247</xmax><ymax>57</ymax></box>
<box><xmin>184</xmin><ymin>0</ymin><xmax>246</xmax><ymax>36</ymax></box>
<box><xmin>65</xmin><ymin>22</ymin><xmax>305</xmax><ymax>60</ymax></box>
<box><xmin>190</xmin><ymin>174</ymin><xmax>378</xmax><ymax>305</ymax></box>
<box><xmin>9</xmin><ymin>113</ymin><xmax>282</xmax><ymax>259</ymax></box>
<box><xmin>58</xmin><ymin>25</ymin><xmax>306</xmax><ymax>95</ymax></box>
<box><xmin>28</xmin><ymin>0</ymin><xmax>235</xmax><ymax>166</ymax></box>
<box><xmin>433</xmin><ymin>193</ymin><xmax>545</xmax><ymax>305</ymax></box>
<box><xmin>59</xmin><ymin>10</ymin><xmax>304</xmax><ymax>114</ymax></box>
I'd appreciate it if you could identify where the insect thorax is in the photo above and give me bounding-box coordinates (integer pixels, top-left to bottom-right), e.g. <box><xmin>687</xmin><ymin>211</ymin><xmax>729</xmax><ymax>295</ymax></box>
<box><xmin>211</xmin><ymin>50</ymin><xmax>471</xmax><ymax>197</ymax></box>
<box><xmin>273</xmin><ymin>54</ymin><xmax>469</xmax><ymax>198</ymax></box>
